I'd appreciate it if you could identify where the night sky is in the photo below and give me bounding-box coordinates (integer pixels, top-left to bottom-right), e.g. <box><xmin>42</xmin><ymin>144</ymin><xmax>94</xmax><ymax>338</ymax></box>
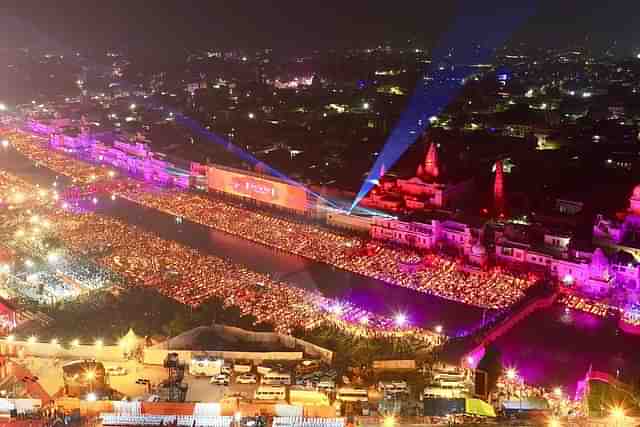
<box><xmin>1</xmin><ymin>0</ymin><xmax>640</xmax><ymax>54</ymax></box>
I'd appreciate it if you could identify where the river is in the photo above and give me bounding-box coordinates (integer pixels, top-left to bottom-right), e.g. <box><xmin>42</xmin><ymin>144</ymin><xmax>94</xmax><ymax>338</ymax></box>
<box><xmin>0</xmin><ymin>145</ymin><xmax>487</xmax><ymax>334</ymax></box>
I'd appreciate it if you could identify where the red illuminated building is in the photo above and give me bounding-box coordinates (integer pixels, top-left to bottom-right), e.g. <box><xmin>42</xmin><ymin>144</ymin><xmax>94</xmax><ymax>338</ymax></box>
<box><xmin>360</xmin><ymin>142</ymin><xmax>473</xmax><ymax>212</ymax></box>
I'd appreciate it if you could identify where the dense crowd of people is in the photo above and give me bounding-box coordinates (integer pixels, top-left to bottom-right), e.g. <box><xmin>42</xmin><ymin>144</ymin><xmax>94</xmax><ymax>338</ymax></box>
<box><xmin>0</xmin><ymin>169</ymin><xmax>54</xmax><ymax>209</ymax></box>
<box><xmin>0</xmin><ymin>161</ymin><xmax>437</xmax><ymax>342</ymax></box>
<box><xmin>43</xmin><ymin>209</ymin><xmax>432</xmax><ymax>340</ymax></box>
<box><xmin>122</xmin><ymin>188</ymin><xmax>535</xmax><ymax>309</ymax></box>
<box><xmin>9</xmin><ymin>133</ymin><xmax>113</xmax><ymax>184</ymax></box>
<box><xmin>559</xmin><ymin>294</ymin><xmax>615</xmax><ymax>318</ymax></box>
<box><xmin>6</xmin><ymin>131</ymin><xmax>536</xmax><ymax>310</ymax></box>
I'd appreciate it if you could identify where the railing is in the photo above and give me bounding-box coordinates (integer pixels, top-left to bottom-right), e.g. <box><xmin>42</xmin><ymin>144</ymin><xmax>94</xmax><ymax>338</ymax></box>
<box><xmin>100</xmin><ymin>414</ymin><xmax>232</xmax><ymax>427</ymax></box>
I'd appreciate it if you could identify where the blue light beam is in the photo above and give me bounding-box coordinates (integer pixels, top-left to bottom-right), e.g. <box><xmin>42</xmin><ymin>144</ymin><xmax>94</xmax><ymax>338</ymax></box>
<box><xmin>350</xmin><ymin>3</ymin><xmax>535</xmax><ymax>211</ymax></box>
<box><xmin>172</xmin><ymin>113</ymin><xmax>340</xmax><ymax>209</ymax></box>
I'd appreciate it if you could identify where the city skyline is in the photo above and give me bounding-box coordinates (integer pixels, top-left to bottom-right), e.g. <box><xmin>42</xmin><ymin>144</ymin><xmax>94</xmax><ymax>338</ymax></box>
<box><xmin>1</xmin><ymin>1</ymin><xmax>640</xmax><ymax>54</ymax></box>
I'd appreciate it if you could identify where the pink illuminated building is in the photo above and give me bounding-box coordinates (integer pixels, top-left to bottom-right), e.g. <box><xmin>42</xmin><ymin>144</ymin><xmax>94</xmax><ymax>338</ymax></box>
<box><xmin>45</xmin><ymin>128</ymin><xmax>190</xmax><ymax>188</ymax></box>
<box><xmin>370</xmin><ymin>213</ymin><xmax>488</xmax><ymax>268</ymax></box>
<box><xmin>593</xmin><ymin>184</ymin><xmax>640</xmax><ymax>260</ymax></box>
<box><xmin>369</xmin><ymin>183</ymin><xmax>640</xmax><ymax>299</ymax></box>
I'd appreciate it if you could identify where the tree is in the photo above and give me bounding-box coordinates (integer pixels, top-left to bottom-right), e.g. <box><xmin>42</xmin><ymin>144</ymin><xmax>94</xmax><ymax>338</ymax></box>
<box><xmin>476</xmin><ymin>343</ymin><xmax>503</xmax><ymax>395</ymax></box>
<box><xmin>163</xmin><ymin>312</ymin><xmax>190</xmax><ymax>337</ymax></box>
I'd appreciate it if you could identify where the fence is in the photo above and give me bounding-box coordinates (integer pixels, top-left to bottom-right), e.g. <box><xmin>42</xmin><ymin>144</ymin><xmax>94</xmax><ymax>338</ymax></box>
<box><xmin>149</xmin><ymin>325</ymin><xmax>333</xmax><ymax>364</ymax></box>
<box><xmin>0</xmin><ymin>340</ymin><xmax>126</xmax><ymax>362</ymax></box>
<box><xmin>143</xmin><ymin>349</ymin><xmax>303</xmax><ymax>366</ymax></box>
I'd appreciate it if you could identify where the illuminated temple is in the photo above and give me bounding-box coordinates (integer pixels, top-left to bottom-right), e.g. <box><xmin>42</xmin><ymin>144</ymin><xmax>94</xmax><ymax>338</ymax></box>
<box><xmin>360</xmin><ymin>143</ymin><xmax>473</xmax><ymax>211</ymax></box>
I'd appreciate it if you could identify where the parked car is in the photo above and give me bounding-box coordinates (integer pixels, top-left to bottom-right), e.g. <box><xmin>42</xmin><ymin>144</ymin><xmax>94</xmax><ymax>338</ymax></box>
<box><xmin>236</xmin><ymin>373</ymin><xmax>258</xmax><ymax>384</ymax></box>
<box><xmin>106</xmin><ymin>366</ymin><xmax>128</xmax><ymax>376</ymax></box>
<box><xmin>210</xmin><ymin>373</ymin><xmax>230</xmax><ymax>386</ymax></box>
<box><xmin>316</xmin><ymin>380</ymin><xmax>336</xmax><ymax>393</ymax></box>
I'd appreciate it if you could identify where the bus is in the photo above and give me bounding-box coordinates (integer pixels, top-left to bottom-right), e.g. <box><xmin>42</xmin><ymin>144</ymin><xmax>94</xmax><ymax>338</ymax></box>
<box><xmin>254</xmin><ymin>385</ymin><xmax>286</xmax><ymax>401</ymax></box>
<box><xmin>336</xmin><ymin>387</ymin><xmax>368</xmax><ymax>403</ymax></box>
<box><xmin>233</xmin><ymin>361</ymin><xmax>252</xmax><ymax>374</ymax></box>
<box><xmin>262</xmin><ymin>372</ymin><xmax>292</xmax><ymax>385</ymax></box>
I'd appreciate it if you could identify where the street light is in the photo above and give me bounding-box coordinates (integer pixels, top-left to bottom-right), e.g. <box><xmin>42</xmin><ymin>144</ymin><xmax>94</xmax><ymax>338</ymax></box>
<box><xmin>611</xmin><ymin>406</ymin><xmax>625</xmax><ymax>421</ymax></box>
<box><xmin>394</xmin><ymin>313</ymin><xmax>407</xmax><ymax>327</ymax></box>
<box><xmin>0</xmin><ymin>103</ymin><xmax>6</xmax><ymax>111</ymax></box>
<box><xmin>434</xmin><ymin>325</ymin><xmax>443</xmax><ymax>334</ymax></box>
<box><xmin>506</xmin><ymin>367</ymin><xmax>518</xmax><ymax>381</ymax></box>
<box><xmin>1</xmin><ymin>140</ymin><xmax>8</xmax><ymax>148</ymax></box>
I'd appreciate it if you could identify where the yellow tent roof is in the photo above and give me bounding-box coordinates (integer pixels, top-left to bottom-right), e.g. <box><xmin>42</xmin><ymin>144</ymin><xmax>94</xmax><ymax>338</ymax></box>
<box><xmin>465</xmin><ymin>398</ymin><xmax>496</xmax><ymax>418</ymax></box>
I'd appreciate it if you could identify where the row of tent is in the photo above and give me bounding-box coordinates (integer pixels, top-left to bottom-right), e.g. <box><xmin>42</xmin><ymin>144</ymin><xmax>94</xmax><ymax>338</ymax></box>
<box><xmin>423</xmin><ymin>397</ymin><xmax>550</xmax><ymax>418</ymax></box>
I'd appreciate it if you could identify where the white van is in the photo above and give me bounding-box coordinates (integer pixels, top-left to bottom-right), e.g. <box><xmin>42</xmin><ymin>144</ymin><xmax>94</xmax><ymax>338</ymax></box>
<box><xmin>262</xmin><ymin>371</ymin><xmax>291</xmax><ymax>385</ymax></box>
<box><xmin>254</xmin><ymin>385</ymin><xmax>286</xmax><ymax>401</ymax></box>
<box><xmin>336</xmin><ymin>387</ymin><xmax>368</xmax><ymax>403</ymax></box>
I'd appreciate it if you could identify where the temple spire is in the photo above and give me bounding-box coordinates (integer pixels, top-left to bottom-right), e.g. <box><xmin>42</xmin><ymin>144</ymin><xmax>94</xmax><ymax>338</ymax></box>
<box><xmin>422</xmin><ymin>143</ymin><xmax>440</xmax><ymax>178</ymax></box>
<box><xmin>494</xmin><ymin>159</ymin><xmax>505</xmax><ymax>216</ymax></box>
